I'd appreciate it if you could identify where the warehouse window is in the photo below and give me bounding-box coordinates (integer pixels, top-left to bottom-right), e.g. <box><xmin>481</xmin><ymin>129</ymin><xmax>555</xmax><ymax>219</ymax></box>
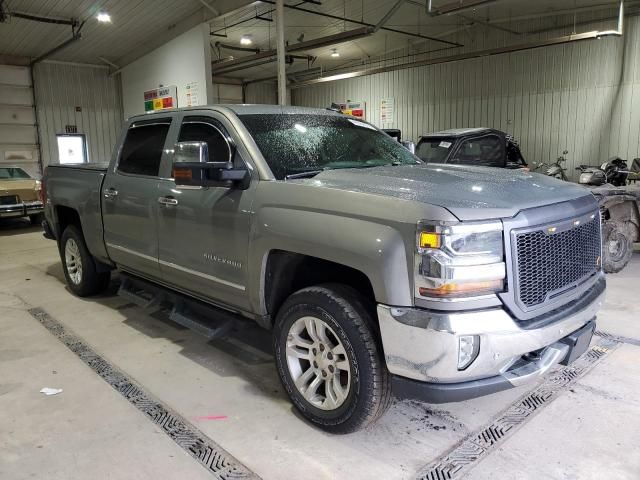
<box><xmin>118</xmin><ymin>121</ymin><xmax>170</xmax><ymax>176</ymax></box>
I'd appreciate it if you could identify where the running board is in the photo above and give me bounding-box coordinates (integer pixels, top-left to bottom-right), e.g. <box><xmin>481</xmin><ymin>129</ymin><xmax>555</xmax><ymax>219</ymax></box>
<box><xmin>117</xmin><ymin>273</ymin><xmax>238</xmax><ymax>339</ymax></box>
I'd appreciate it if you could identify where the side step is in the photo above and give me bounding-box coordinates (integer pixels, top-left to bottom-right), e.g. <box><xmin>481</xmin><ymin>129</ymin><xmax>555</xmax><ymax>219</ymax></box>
<box><xmin>117</xmin><ymin>273</ymin><xmax>240</xmax><ymax>340</ymax></box>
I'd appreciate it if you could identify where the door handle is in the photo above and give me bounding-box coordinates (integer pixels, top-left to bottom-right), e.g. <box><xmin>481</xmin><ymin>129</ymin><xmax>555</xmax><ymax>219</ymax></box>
<box><xmin>158</xmin><ymin>196</ymin><xmax>178</xmax><ymax>206</ymax></box>
<box><xmin>103</xmin><ymin>188</ymin><xmax>118</xmax><ymax>199</ymax></box>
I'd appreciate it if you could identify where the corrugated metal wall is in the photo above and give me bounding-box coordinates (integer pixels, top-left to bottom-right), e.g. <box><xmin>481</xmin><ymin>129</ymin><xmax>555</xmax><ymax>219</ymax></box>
<box><xmin>33</xmin><ymin>61</ymin><xmax>123</xmax><ymax>167</ymax></box>
<box><xmin>293</xmin><ymin>16</ymin><xmax>640</xmax><ymax>180</ymax></box>
<box><xmin>244</xmin><ymin>82</ymin><xmax>277</xmax><ymax>104</ymax></box>
<box><xmin>0</xmin><ymin>65</ymin><xmax>39</xmax><ymax>177</ymax></box>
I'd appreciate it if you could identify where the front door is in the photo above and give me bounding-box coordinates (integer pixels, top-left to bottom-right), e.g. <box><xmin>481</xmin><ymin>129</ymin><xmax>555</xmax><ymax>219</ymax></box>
<box><xmin>102</xmin><ymin>117</ymin><xmax>173</xmax><ymax>280</ymax></box>
<box><xmin>157</xmin><ymin>113</ymin><xmax>254</xmax><ymax>311</ymax></box>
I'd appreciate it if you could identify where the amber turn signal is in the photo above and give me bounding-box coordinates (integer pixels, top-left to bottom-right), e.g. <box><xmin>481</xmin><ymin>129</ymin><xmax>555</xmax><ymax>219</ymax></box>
<box><xmin>419</xmin><ymin>232</ymin><xmax>441</xmax><ymax>249</ymax></box>
<box><xmin>173</xmin><ymin>167</ymin><xmax>192</xmax><ymax>181</ymax></box>
<box><xmin>419</xmin><ymin>279</ymin><xmax>503</xmax><ymax>297</ymax></box>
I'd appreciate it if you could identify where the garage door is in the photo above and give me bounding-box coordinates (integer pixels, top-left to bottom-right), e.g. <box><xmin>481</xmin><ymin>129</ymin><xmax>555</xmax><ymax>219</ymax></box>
<box><xmin>0</xmin><ymin>65</ymin><xmax>40</xmax><ymax>178</ymax></box>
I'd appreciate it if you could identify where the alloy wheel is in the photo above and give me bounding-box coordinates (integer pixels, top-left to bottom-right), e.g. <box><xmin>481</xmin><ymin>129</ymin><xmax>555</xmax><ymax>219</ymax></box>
<box><xmin>64</xmin><ymin>238</ymin><xmax>83</xmax><ymax>285</ymax></box>
<box><xmin>285</xmin><ymin>316</ymin><xmax>351</xmax><ymax>411</ymax></box>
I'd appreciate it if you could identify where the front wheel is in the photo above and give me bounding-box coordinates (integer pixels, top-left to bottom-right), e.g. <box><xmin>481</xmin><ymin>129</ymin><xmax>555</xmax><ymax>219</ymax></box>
<box><xmin>273</xmin><ymin>284</ymin><xmax>391</xmax><ymax>433</ymax></box>
<box><xmin>59</xmin><ymin>225</ymin><xmax>110</xmax><ymax>296</ymax></box>
<box><xmin>601</xmin><ymin>221</ymin><xmax>634</xmax><ymax>273</ymax></box>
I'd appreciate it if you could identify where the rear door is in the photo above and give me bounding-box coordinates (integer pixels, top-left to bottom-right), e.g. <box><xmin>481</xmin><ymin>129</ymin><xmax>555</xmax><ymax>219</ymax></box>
<box><xmin>102</xmin><ymin>117</ymin><xmax>173</xmax><ymax>280</ymax></box>
<box><xmin>156</xmin><ymin>112</ymin><xmax>255</xmax><ymax>311</ymax></box>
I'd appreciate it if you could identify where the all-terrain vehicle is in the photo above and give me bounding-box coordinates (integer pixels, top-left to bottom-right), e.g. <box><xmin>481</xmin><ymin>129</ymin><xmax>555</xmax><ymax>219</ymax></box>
<box><xmin>590</xmin><ymin>184</ymin><xmax>640</xmax><ymax>273</ymax></box>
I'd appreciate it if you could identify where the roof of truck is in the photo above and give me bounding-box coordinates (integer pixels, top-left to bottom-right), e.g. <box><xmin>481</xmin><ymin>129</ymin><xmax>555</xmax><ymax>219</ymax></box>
<box><xmin>128</xmin><ymin>104</ymin><xmax>343</xmax><ymax>122</ymax></box>
<box><xmin>422</xmin><ymin>127</ymin><xmax>495</xmax><ymax>137</ymax></box>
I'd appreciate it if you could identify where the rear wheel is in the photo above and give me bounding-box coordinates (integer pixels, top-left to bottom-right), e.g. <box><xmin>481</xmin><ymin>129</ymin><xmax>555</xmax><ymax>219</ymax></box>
<box><xmin>60</xmin><ymin>225</ymin><xmax>110</xmax><ymax>296</ymax></box>
<box><xmin>273</xmin><ymin>284</ymin><xmax>391</xmax><ymax>433</ymax></box>
<box><xmin>602</xmin><ymin>221</ymin><xmax>633</xmax><ymax>273</ymax></box>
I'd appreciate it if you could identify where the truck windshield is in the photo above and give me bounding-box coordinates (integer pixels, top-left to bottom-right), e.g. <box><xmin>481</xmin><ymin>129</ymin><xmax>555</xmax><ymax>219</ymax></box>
<box><xmin>239</xmin><ymin>114</ymin><xmax>422</xmax><ymax>180</ymax></box>
<box><xmin>415</xmin><ymin>138</ymin><xmax>456</xmax><ymax>164</ymax></box>
<box><xmin>0</xmin><ymin>167</ymin><xmax>30</xmax><ymax>180</ymax></box>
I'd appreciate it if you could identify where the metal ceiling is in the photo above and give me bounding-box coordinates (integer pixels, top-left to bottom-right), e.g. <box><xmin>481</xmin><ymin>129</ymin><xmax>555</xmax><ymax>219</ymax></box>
<box><xmin>0</xmin><ymin>0</ymin><xmax>634</xmax><ymax>78</ymax></box>
<box><xmin>208</xmin><ymin>0</ymin><xmax>635</xmax><ymax>81</ymax></box>
<box><xmin>0</xmin><ymin>0</ymin><xmax>256</xmax><ymax>66</ymax></box>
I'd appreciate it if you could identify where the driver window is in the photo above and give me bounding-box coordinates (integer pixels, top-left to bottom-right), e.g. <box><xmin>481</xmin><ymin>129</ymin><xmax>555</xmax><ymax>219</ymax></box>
<box><xmin>178</xmin><ymin>117</ymin><xmax>232</xmax><ymax>164</ymax></box>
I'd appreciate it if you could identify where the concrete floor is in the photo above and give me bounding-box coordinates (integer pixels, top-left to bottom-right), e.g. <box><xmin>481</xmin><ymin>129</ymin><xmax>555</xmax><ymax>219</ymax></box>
<box><xmin>0</xmin><ymin>218</ymin><xmax>639</xmax><ymax>479</ymax></box>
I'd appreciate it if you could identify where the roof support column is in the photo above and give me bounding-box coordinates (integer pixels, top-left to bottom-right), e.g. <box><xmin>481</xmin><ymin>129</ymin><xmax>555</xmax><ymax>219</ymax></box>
<box><xmin>276</xmin><ymin>0</ymin><xmax>287</xmax><ymax>105</ymax></box>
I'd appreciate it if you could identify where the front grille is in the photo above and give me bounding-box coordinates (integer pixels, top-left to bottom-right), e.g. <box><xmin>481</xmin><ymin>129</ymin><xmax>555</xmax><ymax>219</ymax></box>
<box><xmin>514</xmin><ymin>215</ymin><xmax>600</xmax><ymax>309</ymax></box>
<box><xmin>0</xmin><ymin>195</ymin><xmax>18</xmax><ymax>205</ymax></box>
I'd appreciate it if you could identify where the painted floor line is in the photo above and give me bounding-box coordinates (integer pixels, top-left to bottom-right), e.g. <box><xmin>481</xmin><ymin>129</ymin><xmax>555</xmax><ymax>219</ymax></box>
<box><xmin>28</xmin><ymin>307</ymin><xmax>260</xmax><ymax>480</ymax></box>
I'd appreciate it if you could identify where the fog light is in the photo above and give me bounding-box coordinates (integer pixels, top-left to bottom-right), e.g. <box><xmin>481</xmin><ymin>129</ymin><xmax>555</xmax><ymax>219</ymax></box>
<box><xmin>458</xmin><ymin>335</ymin><xmax>480</xmax><ymax>370</ymax></box>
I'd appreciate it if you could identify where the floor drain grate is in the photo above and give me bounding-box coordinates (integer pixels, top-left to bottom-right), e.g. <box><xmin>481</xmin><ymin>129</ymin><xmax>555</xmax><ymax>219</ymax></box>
<box><xmin>415</xmin><ymin>337</ymin><xmax>619</xmax><ymax>480</ymax></box>
<box><xmin>595</xmin><ymin>330</ymin><xmax>640</xmax><ymax>347</ymax></box>
<box><xmin>29</xmin><ymin>307</ymin><xmax>259</xmax><ymax>480</ymax></box>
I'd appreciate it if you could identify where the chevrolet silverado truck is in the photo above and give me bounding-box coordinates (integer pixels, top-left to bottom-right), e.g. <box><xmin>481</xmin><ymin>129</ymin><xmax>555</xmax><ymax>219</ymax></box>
<box><xmin>43</xmin><ymin>105</ymin><xmax>605</xmax><ymax>433</ymax></box>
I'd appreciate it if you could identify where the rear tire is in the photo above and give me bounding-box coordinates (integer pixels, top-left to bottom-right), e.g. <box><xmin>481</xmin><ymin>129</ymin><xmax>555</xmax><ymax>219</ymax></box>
<box><xmin>273</xmin><ymin>284</ymin><xmax>391</xmax><ymax>433</ymax></box>
<box><xmin>59</xmin><ymin>225</ymin><xmax>110</xmax><ymax>296</ymax></box>
<box><xmin>602</xmin><ymin>221</ymin><xmax>633</xmax><ymax>273</ymax></box>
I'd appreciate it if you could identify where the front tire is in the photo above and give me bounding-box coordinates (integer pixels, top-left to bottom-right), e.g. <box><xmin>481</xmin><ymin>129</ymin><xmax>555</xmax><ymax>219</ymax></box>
<box><xmin>602</xmin><ymin>221</ymin><xmax>633</xmax><ymax>273</ymax></box>
<box><xmin>59</xmin><ymin>225</ymin><xmax>110</xmax><ymax>296</ymax></box>
<box><xmin>273</xmin><ymin>284</ymin><xmax>391</xmax><ymax>433</ymax></box>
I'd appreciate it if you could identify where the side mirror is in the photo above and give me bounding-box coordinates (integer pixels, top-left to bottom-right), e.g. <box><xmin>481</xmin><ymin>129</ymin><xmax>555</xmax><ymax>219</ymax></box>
<box><xmin>401</xmin><ymin>141</ymin><xmax>416</xmax><ymax>154</ymax></box>
<box><xmin>172</xmin><ymin>141</ymin><xmax>248</xmax><ymax>188</ymax></box>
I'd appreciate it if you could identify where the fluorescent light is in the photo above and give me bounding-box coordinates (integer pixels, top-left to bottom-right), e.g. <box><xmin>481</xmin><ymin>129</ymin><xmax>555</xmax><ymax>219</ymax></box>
<box><xmin>96</xmin><ymin>12</ymin><xmax>111</xmax><ymax>23</ymax></box>
<box><xmin>330</xmin><ymin>48</ymin><xmax>340</xmax><ymax>57</ymax></box>
<box><xmin>240</xmin><ymin>35</ymin><xmax>252</xmax><ymax>45</ymax></box>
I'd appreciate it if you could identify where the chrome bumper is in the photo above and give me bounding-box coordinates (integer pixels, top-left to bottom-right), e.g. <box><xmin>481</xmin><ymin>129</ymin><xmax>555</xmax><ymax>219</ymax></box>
<box><xmin>378</xmin><ymin>277</ymin><xmax>605</xmax><ymax>386</ymax></box>
<box><xmin>0</xmin><ymin>201</ymin><xmax>43</xmax><ymax>218</ymax></box>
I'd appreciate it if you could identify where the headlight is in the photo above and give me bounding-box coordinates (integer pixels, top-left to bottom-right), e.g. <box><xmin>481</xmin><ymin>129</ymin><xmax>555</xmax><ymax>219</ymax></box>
<box><xmin>415</xmin><ymin>221</ymin><xmax>505</xmax><ymax>299</ymax></box>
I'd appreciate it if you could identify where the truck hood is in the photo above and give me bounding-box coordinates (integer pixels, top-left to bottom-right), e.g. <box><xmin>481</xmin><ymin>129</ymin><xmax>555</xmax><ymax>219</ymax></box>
<box><xmin>307</xmin><ymin>164</ymin><xmax>593</xmax><ymax>221</ymax></box>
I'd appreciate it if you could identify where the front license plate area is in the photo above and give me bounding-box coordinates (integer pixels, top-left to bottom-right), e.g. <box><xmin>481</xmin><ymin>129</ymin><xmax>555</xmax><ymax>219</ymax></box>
<box><xmin>559</xmin><ymin>319</ymin><xmax>595</xmax><ymax>366</ymax></box>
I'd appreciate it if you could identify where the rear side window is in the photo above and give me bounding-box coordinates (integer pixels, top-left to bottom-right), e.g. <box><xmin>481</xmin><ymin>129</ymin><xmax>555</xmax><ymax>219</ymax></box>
<box><xmin>451</xmin><ymin>135</ymin><xmax>504</xmax><ymax>167</ymax></box>
<box><xmin>118</xmin><ymin>121</ymin><xmax>170</xmax><ymax>176</ymax></box>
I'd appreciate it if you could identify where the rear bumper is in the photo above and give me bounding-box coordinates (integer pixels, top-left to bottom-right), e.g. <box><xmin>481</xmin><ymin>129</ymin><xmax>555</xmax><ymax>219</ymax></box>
<box><xmin>378</xmin><ymin>277</ymin><xmax>605</xmax><ymax>402</ymax></box>
<box><xmin>0</xmin><ymin>201</ymin><xmax>43</xmax><ymax>218</ymax></box>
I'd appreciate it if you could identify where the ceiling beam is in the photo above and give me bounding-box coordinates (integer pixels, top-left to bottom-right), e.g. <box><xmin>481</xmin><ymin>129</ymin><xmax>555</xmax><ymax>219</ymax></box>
<box><xmin>373</xmin><ymin>0</ymin><xmax>408</xmax><ymax>32</ymax></box>
<box><xmin>211</xmin><ymin>27</ymin><xmax>372</xmax><ymax>74</ymax></box>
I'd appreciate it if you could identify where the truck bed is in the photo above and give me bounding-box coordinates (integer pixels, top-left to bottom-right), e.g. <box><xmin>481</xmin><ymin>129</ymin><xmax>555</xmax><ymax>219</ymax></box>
<box><xmin>44</xmin><ymin>163</ymin><xmax>109</xmax><ymax>262</ymax></box>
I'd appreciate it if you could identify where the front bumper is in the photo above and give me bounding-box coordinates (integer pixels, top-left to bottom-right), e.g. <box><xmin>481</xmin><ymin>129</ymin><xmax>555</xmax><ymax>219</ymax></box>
<box><xmin>0</xmin><ymin>201</ymin><xmax>43</xmax><ymax>218</ymax></box>
<box><xmin>378</xmin><ymin>277</ymin><xmax>605</xmax><ymax>403</ymax></box>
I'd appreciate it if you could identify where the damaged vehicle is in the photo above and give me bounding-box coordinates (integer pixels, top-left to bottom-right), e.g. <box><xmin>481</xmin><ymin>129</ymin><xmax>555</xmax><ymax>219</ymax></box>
<box><xmin>43</xmin><ymin>106</ymin><xmax>604</xmax><ymax>433</ymax></box>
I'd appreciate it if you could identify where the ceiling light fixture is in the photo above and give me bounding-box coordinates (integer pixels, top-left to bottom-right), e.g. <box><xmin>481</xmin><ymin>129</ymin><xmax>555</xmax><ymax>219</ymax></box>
<box><xmin>96</xmin><ymin>12</ymin><xmax>111</xmax><ymax>23</ymax></box>
<box><xmin>330</xmin><ymin>48</ymin><xmax>339</xmax><ymax>57</ymax></box>
<box><xmin>240</xmin><ymin>35</ymin><xmax>252</xmax><ymax>45</ymax></box>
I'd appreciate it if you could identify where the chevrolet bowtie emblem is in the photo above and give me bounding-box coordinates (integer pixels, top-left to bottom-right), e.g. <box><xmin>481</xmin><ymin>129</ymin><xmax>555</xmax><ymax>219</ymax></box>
<box><xmin>547</xmin><ymin>226</ymin><xmax>557</xmax><ymax>234</ymax></box>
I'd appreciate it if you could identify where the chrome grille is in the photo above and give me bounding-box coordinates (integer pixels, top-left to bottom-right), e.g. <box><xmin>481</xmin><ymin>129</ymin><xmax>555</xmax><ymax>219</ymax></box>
<box><xmin>514</xmin><ymin>215</ymin><xmax>601</xmax><ymax>309</ymax></box>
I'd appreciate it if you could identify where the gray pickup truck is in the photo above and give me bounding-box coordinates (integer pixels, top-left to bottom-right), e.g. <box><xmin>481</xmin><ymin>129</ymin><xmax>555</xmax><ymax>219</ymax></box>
<box><xmin>43</xmin><ymin>105</ymin><xmax>605</xmax><ymax>433</ymax></box>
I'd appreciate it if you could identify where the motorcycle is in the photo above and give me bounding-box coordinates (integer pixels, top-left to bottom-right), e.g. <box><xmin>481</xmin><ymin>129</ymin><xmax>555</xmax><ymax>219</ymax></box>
<box><xmin>532</xmin><ymin>150</ymin><xmax>569</xmax><ymax>180</ymax></box>
<box><xmin>576</xmin><ymin>157</ymin><xmax>628</xmax><ymax>187</ymax></box>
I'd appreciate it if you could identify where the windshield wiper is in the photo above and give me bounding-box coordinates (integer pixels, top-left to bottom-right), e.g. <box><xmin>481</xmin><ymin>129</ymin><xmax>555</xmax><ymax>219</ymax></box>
<box><xmin>285</xmin><ymin>170</ymin><xmax>323</xmax><ymax>180</ymax></box>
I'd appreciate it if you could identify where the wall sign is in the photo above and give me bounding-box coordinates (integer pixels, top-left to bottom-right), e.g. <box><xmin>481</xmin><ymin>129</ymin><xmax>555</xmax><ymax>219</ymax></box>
<box><xmin>380</xmin><ymin>97</ymin><xmax>395</xmax><ymax>124</ymax></box>
<box><xmin>65</xmin><ymin>125</ymin><xmax>78</xmax><ymax>134</ymax></box>
<box><xmin>185</xmin><ymin>82</ymin><xmax>199</xmax><ymax>107</ymax></box>
<box><xmin>144</xmin><ymin>86</ymin><xmax>178</xmax><ymax>112</ymax></box>
<box><xmin>332</xmin><ymin>100</ymin><xmax>366</xmax><ymax>121</ymax></box>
